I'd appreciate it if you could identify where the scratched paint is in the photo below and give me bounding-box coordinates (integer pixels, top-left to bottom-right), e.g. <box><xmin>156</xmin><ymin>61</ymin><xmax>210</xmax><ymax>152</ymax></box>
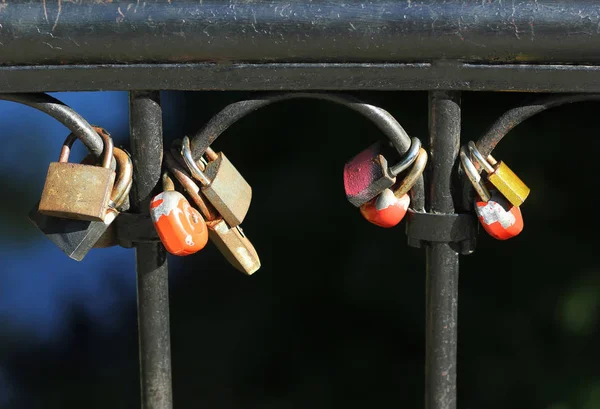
<box><xmin>360</xmin><ymin>188</ymin><xmax>410</xmax><ymax>228</ymax></box>
<box><xmin>2</xmin><ymin>1</ymin><xmax>599</xmax><ymax>66</ymax></box>
<box><xmin>150</xmin><ymin>191</ymin><xmax>208</xmax><ymax>256</ymax></box>
<box><xmin>474</xmin><ymin>191</ymin><xmax>523</xmax><ymax>240</ymax></box>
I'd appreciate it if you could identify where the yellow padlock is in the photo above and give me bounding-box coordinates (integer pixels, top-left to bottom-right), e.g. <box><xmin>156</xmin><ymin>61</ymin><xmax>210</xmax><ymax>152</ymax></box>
<box><xmin>468</xmin><ymin>141</ymin><xmax>530</xmax><ymax>207</ymax></box>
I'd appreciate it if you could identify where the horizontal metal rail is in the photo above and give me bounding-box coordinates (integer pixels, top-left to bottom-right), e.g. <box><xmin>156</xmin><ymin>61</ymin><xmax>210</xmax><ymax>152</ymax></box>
<box><xmin>1</xmin><ymin>0</ymin><xmax>599</xmax><ymax>66</ymax></box>
<box><xmin>1</xmin><ymin>62</ymin><xmax>600</xmax><ymax>93</ymax></box>
<box><xmin>0</xmin><ymin>1</ymin><xmax>599</xmax><ymax>92</ymax></box>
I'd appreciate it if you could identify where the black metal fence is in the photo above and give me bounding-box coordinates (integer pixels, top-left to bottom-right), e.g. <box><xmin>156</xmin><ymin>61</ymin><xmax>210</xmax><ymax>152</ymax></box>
<box><xmin>3</xmin><ymin>1</ymin><xmax>599</xmax><ymax>408</ymax></box>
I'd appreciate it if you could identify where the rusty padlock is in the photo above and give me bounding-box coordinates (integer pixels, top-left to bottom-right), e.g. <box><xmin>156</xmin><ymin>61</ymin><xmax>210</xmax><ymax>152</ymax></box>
<box><xmin>38</xmin><ymin>127</ymin><xmax>116</xmax><ymax>221</ymax></box>
<box><xmin>344</xmin><ymin>136</ymin><xmax>421</xmax><ymax>207</ymax></box>
<box><xmin>30</xmin><ymin>129</ymin><xmax>133</xmax><ymax>260</ymax></box>
<box><xmin>181</xmin><ymin>136</ymin><xmax>251</xmax><ymax>227</ymax></box>
<box><xmin>164</xmin><ymin>150</ymin><xmax>261</xmax><ymax>275</ymax></box>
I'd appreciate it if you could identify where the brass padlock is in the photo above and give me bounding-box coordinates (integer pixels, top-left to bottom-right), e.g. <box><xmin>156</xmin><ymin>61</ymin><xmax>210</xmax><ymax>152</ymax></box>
<box><xmin>164</xmin><ymin>151</ymin><xmax>260</xmax><ymax>275</ymax></box>
<box><xmin>468</xmin><ymin>141</ymin><xmax>530</xmax><ymax>207</ymax></box>
<box><xmin>30</xmin><ymin>132</ymin><xmax>133</xmax><ymax>260</ymax></box>
<box><xmin>38</xmin><ymin>128</ymin><xmax>116</xmax><ymax>221</ymax></box>
<box><xmin>205</xmin><ymin>220</ymin><xmax>260</xmax><ymax>275</ymax></box>
<box><xmin>181</xmin><ymin>136</ymin><xmax>251</xmax><ymax>227</ymax></box>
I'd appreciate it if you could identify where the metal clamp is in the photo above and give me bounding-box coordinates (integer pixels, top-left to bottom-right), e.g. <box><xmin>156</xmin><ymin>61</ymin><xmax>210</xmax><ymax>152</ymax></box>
<box><xmin>405</xmin><ymin>209</ymin><xmax>479</xmax><ymax>255</ymax></box>
<box><xmin>114</xmin><ymin>212</ymin><xmax>161</xmax><ymax>248</ymax></box>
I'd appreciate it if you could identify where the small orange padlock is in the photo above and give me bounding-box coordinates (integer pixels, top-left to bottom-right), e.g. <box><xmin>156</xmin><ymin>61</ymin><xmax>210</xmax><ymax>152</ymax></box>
<box><xmin>360</xmin><ymin>188</ymin><xmax>410</xmax><ymax>228</ymax></box>
<box><xmin>150</xmin><ymin>173</ymin><xmax>209</xmax><ymax>256</ymax></box>
<box><xmin>474</xmin><ymin>190</ymin><xmax>523</xmax><ymax>240</ymax></box>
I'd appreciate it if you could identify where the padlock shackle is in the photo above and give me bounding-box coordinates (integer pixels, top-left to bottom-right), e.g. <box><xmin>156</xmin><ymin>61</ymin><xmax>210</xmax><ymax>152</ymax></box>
<box><xmin>393</xmin><ymin>148</ymin><xmax>428</xmax><ymax>199</ymax></box>
<box><xmin>163</xmin><ymin>151</ymin><xmax>220</xmax><ymax>221</ymax></box>
<box><xmin>59</xmin><ymin>126</ymin><xmax>114</xmax><ymax>169</ymax></box>
<box><xmin>181</xmin><ymin>136</ymin><xmax>212</xmax><ymax>186</ymax></box>
<box><xmin>0</xmin><ymin>93</ymin><xmax>105</xmax><ymax>157</ymax></box>
<box><xmin>188</xmin><ymin>93</ymin><xmax>425</xmax><ymax>211</ymax></box>
<box><xmin>460</xmin><ymin>147</ymin><xmax>491</xmax><ymax>202</ymax></box>
<box><xmin>389</xmin><ymin>137</ymin><xmax>421</xmax><ymax>176</ymax></box>
<box><xmin>467</xmin><ymin>141</ymin><xmax>494</xmax><ymax>173</ymax></box>
<box><xmin>111</xmin><ymin>147</ymin><xmax>133</xmax><ymax>208</ymax></box>
<box><xmin>162</xmin><ymin>172</ymin><xmax>176</xmax><ymax>192</ymax></box>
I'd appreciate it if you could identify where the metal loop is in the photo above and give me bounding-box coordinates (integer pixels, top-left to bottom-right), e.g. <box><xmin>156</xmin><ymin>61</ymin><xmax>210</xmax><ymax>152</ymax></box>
<box><xmin>111</xmin><ymin>147</ymin><xmax>133</xmax><ymax>208</ymax></box>
<box><xmin>389</xmin><ymin>136</ymin><xmax>421</xmax><ymax>176</ymax></box>
<box><xmin>392</xmin><ymin>147</ymin><xmax>428</xmax><ymax>198</ymax></box>
<box><xmin>467</xmin><ymin>141</ymin><xmax>494</xmax><ymax>173</ymax></box>
<box><xmin>163</xmin><ymin>151</ymin><xmax>220</xmax><ymax>221</ymax></box>
<box><xmin>162</xmin><ymin>172</ymin><xmax>176</xmax><ymax>192</ymax></box>
<box><xmin>460</xmin><ymin>146</ymin><xmax>491</xmax><ymax>202</ymax></box>
<box><xmin>181</xmin><ymin>136</ymin><xmax>212</xmax><ymax>186</ymax></box>
<box><xmin>59</xmin><ymin>126</ymin><xmax>114</xmax><ymax>169</ymax></box>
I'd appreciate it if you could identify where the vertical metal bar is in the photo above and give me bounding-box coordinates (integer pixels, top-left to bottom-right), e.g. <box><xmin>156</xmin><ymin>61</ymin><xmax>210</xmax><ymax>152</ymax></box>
<box><xmin>129</xmin><ymin>91</ymin><xmax>173</xmax><ymax>409</ymax></box>
<box><xmin>425</xmin><ymin>91</ymin><xmax>461</xmax><ymax>409</ymax></box>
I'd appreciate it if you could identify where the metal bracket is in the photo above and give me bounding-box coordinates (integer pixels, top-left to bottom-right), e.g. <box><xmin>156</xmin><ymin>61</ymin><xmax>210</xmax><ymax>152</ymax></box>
<box><xmin>114</xmin><ymin>212</ymin><xmax>160</xmax><ymax>247</ymax></box>
<box><xmin>405</xmin><ymin>209</ymin><xmax>479</xmax><ymax>255</ymax></box>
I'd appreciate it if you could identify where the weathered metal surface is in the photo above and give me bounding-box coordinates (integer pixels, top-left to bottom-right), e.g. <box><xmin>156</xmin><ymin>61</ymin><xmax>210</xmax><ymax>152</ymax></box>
<box><xmin>4</xmin><ymin>63</ymin><xmax>600</xmax><ymax>92</ymax></box>
<box><xmin>38</xmin><ymin>129</ymin><xmax>115</xmax><ymax>221</ymax></box>
<box><xmin>38</xmin><ymin>162</ymin><xmax>115</xmax><ymax>221</ymax></box>
<box><xmin>205</xmin><ymin>219</ymin><xmax>261</xmax><ymax>276</ymax></box>
<box><xmin>1</xmin><ymin>1</ymin><xmax>600</xmax><ymax>66</ymax></box>
<box><xmin>129</xmin><ymin>91</ymin><xmax>173</xmax><ymax>409</ymax></box>
<box><xmin>163</xmin><ymin>150</ymin><xmax>260</xmax><ymax>275</ymax></box>
<box><xmin>200</xmin><ymin>152</ymin><xmax>252</xmax><ymax>228</ymax></box>
<box><xmin>425</xmin><ymin>91</ymin><xmax>461</xmax><ymax>409</ymax></box>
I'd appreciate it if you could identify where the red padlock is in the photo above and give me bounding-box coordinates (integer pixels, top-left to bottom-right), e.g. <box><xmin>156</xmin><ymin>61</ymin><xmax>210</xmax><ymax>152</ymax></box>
<box><xmin>360</xmin><ymin>188</ymin><xmax>410</xmax><ymax>228</ymax></box>
<box><xmin>474</xmin><ymin>190</ymin><xmax>523</xmax><ymax>240</ymax></box>
<box><xmin>150</xmin><ymin>174</ymin><xmax>209</xmax><ymax>256</ymax></box>
<box><xmin>358</xmin><ymin>147</ymin><xmax>427</xmax><ymax>228</ymax></box>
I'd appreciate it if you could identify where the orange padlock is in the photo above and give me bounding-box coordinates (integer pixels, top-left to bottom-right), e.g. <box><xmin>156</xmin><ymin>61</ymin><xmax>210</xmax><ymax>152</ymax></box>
<box><xmin>360</xmin><ymin>188</ymin><xmax>410</xmax><ymax>228</ymax></box>
<box><xmin>150</xmin><ymin>173</ymin><xmax>209</xmax><ymax>256</ymax></box>
<box><xmin>474</xmin><ymin>190</ymin><xmax>523</xmax><ymax>240</ymax></box>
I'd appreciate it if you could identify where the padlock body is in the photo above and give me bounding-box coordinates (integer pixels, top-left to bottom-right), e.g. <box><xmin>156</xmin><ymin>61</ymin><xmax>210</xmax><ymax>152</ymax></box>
<box><xmin>202</xmin><ymin>153</ymin><xmax>252</xmax><ymax>227</ymax></box>
<box><xmin>344</xmin><ymin>142</ymin><xmax>396</xmax><ymax>207</ymax></box>
<box><xmin>39</xmin><ymin>162</ymin><xmax>116</xmax><ymax>221</ymax></box>
<box><xmin>488</xmin><ymin>161</ymin><xmax>530</xmax><ymax>207</ymax></box>
<box><xmin>206</xmin><ymin>218</ymin><xmax>260</xmax><ymax>275</ymax></box>
<box><xmin>29</xmin><ymin>204</ymin><xmax>112</xmax><ymax>261</ymax></box>
<box><xmin>474</xmin><ymin>191</ymin><xmax>523</xmax><ymax>240</ymax></box>
<box><xmin>150</xmin><ymin>191</ymin><xmax>209</xmax><ymax>256</ymax></box>
<box><xmin>359</xmin><ymin>189</ymin><xmax>410</xmax><ymax>228</ymax></box>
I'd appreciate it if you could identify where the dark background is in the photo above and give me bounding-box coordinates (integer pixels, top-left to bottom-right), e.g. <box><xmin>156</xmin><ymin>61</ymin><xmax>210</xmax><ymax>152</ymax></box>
<box><xmin>1</xmin><ymin>91</ymin><xmax>599</xmax><ymax>409</ymax></box>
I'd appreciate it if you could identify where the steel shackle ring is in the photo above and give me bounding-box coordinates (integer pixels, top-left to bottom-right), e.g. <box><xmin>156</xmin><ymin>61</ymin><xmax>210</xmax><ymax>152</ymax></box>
<box><xmin>59</xmin><ymin>126</ymin><xmax>114</xmax><ymax>170</ymax></box>
<box><xmin>460</xmin><ymin>146</ymin><xmax>491</xmax><ymax>202</ymax></box>
<box><xmin>393</xmin><ymin>147</ymin><xmax>428</xmax><ymax>199</ymax></box>
<box><xmin>467</xmin><ymin>141</ymin><xmax>494</xmax><ymax>174</ymax></box>
<box><xmin>181</xmin><ymin>136</ymin><xmax>212</xmax><ymax>186</ymax></box>
<box><xmin>111</xmin><ymin>147</ymin><xmax>133</xmax><ymax>209</ymax></box>
<box><xmin>389</xmin><ymin>137</ymin><xmax>421</xmax><ymax>176</ymax></box>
